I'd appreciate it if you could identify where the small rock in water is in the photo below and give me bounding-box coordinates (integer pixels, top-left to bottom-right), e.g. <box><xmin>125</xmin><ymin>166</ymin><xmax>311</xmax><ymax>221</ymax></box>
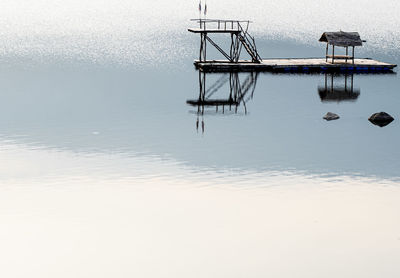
<box><xmin>368</xmin><ymin>112</ymin><xmax>394</xmax><ymax>127</ymax></box>
<box><xmin>323</xmin><ymin>112</ymin><xmax>340</xmax><ymax>121</ymax></box>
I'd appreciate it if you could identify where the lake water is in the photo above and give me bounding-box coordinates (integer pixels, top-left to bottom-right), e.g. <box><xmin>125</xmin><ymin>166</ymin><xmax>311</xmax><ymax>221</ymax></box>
<box><xmin>0</xmin><ymin>1</ymin><xmax>400</xmax><ymax>277</ymax></box>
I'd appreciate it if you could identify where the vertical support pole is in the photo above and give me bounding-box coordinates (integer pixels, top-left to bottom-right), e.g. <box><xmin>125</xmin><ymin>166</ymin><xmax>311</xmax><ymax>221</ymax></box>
<box><xmin>199</xmin><ymin>33</ymin><xmax>208</xmax><ymax>62</ymax></box>
<box><xmin>236</xmin><ymin>34</ymin><xmax>240</xmax><ymax>62</ymax></box>
<box><xmin>201</xmin><ymin>71</ymin><xmax>205</xmax><ymax>133</ymax></box>
<box><xmin>332</xmin><ymin>45</ymin><xmax>335</xmax><ymax>64</ymax></box>
<box><xmin>204</xmin><ymin>33</ymin><xmax>207</xmax><ymax>61</ymax></box>
<box><xmin>200</xmin><ymin>33</ymin><xmax>207</xmax><ymax>62</ymax></box>
<box><xmin>325</xmin><ymin>43</ymin><xmax>328</xmax><ymax>62</ymax></box>
<box><xmin>233</xmin><ymin>72</ymin><xmax>237</xmax><ymax>113</ymax></box>
<box><xmin>199</xmin><ymin>70</ymin><xmax>205</xmax><ymax>101</ymax></box>
<box><xmin>202</xmin><ymin>71</ymin><xmax>206</xmax><ymax>100</ymax></box>
<box><xmin>351</xmin><ymin>74</ymin><xmax>354</xmax><ymax>92</ymax></box>
<box><xmin>352</xmin><ymin>46</ymin><xmax>355</xmax><ymax>64</ymax></box>
<box><xmin>230</xmin><ymin>33</ymin><xmax>234</xmax><ymax>61</ymax></box>
<box><xmin>235</xmin><ymin>73</ymin><xmax>239</xmax><ymax>103</ymax></box>
<box><xmin>346</xmin><ymin>47</ymin><xmax>348</xmax><ymax>63</ymax></box>
<box><xmin>229</xmin><ymin>73</ymin><xmax>233</xmax><ymax>111</ymax></box>
<box><xmin>199</xmin><ymin>33</ymin><xmax>203</xmax><ymax>62</ymax></box>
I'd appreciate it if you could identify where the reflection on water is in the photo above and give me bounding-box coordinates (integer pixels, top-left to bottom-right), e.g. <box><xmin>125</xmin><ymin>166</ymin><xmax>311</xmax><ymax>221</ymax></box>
<box><xmin>0</xmin><ymin>65</ymin><xmax>398</xmax><ymax>179</ymax></box>
<box><xmin>187</xmin><ymin>71</ymin><xmax>258</xmax><ymax>133</ymax></box>
<box><xmin>318</xmin><ymin>74</ymin><xmax>360</xmax><ymax>102</ymax></box>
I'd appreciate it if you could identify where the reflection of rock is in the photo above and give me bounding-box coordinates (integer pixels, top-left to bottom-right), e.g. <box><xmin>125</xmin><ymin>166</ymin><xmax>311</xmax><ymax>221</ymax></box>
<box><xmin>323</xmin><ymin>112</ymin><xmax>340</xmax><ymax>121</ymax></box>
<box><xmin>368</xmin><ymin>112</ymin><xmax>394</xmax><ymax>127</ymax></box>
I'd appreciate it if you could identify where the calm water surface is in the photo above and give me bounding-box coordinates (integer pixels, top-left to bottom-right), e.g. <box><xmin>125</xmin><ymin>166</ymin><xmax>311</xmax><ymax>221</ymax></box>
<box><xmin>0</xmin><ymin>1</ymin><xmax>400</xmax><ymax>277</ymax></box>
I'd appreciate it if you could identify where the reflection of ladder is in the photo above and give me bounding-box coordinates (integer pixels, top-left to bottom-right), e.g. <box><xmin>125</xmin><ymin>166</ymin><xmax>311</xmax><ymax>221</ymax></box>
<box><xmin>239</xmin><ymin>72</ymin><xmax>258</xmax><ymax>101</ymax></box>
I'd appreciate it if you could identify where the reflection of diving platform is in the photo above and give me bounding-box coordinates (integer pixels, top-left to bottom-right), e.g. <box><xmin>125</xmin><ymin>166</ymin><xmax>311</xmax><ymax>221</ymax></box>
<box><xmin>189</xmin><ymin>19</ymin><xmax>397</xmax><ymax>73</ymax></box>
<box><xmin>187</xmin><ymin>71</ymin><xmax>258</xmax><ymax>133</ymax></box>
<box><xmin>186</xmin><ymin>99</ymin><xmax>239</xmax><ymax>106</ymax></box>
<box><xmin>187</xmin><ymin>71</ymin><xmax>258</xmax><ymax>114</ymax></box>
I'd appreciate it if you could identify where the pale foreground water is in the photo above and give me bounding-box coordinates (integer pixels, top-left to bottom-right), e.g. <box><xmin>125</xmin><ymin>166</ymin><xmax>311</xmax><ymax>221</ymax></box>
<box><xmin>0</xmin><ymin>1</ymin><xmax>400</xmax><ymax>277</ymax></box>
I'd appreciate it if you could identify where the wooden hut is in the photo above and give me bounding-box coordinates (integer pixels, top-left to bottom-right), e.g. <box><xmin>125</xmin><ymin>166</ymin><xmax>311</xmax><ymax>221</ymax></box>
<box><xmin>319</xmin><ymin>31</ymin><xmax>364</xmax><ymax>64</ymax></box>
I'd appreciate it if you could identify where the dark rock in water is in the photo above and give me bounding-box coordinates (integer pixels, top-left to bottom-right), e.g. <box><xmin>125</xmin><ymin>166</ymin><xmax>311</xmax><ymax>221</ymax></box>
<box><xmin>323</xmin><ymin>112</ymin><xmax>340</xmax><ymax>121</ymax></box>
<box><xmin>368</xmin><ymin>112</ymin><xmax>394</xmax><ymax>127</ymax></box>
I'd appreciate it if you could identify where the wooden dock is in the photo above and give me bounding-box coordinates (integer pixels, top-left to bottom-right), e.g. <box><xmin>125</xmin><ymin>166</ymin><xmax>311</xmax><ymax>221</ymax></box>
<box><xmin>188</xmin><ymin>19</ymin><xmax>397</xmax><ymax>73</ymax></box>
<box><xmin>194</xmin><ymin>58</ymin><xmax>397</xmax><ymax>73</ymax></box>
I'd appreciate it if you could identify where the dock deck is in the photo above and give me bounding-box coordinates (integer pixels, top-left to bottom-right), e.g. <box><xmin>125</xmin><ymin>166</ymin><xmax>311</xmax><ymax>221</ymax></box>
<box><xmin>195</xmin><ymin>58</ymin><xmax>397</xmax><ymax>73</ymax></box>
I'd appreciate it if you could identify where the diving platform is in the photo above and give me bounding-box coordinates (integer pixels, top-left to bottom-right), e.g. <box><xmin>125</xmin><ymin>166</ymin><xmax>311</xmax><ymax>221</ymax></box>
<box><xmin>194</xmin><ymin>58</ymin><xmax>397</xmax><ymax>73</ymax></box>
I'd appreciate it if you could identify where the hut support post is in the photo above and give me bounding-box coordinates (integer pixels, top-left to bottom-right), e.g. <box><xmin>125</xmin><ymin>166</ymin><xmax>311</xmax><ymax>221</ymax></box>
<box><xmin>352</xmin><ymin>46</ymin><xmax>355</xmax><ymax>64</ymax></box>
<box><xmin>332</xmin><ymin>45</ymin><xmax>335</xmax><ymax>64</ymax></box>
<box><xmin>346</xmin><ymin>47</ymin><xmax>348</xmax><ymax>63</ymax></box>
<box><xmin>325</xmin><ymin>43</ymin><xmax>328</xmax><ymax>62</ymax></box>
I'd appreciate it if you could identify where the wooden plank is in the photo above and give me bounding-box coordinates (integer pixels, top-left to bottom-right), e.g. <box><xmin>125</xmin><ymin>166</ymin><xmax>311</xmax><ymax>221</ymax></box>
<box><xmin>188</xmin><ymin>28</ymin><xmax>241</xmax><ymax>34</ymax></box>
<box><xmin>326</xmin><ymin>55</ymin><xmax>352</xmax><ymax>59</ymax></box>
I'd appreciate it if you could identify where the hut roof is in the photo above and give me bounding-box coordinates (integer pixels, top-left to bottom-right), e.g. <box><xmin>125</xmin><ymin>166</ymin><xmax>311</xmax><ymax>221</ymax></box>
<box><xmin>319</xmin><ymin>31</ymin><xmax>363</xmax><ymax>47</ymax></box>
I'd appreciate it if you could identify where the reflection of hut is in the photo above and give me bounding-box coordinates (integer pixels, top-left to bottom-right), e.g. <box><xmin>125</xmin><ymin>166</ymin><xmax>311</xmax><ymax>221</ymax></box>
<box><xmin>318</xmin><ymin>74</ymin><xmax>360</xmax><ymax>102</ymax></box>
<box><xmin>319</xmin><ymin>31</ymin><xmax>364</xmax><ymax>64</ymax></box>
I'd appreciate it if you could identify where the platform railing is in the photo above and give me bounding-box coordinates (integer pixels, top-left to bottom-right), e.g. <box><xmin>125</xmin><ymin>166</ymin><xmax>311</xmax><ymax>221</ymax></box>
<box><xmin>190</xmin><ymin>19</ymin><xmax>251</xmax><ymax>31</ymax></box>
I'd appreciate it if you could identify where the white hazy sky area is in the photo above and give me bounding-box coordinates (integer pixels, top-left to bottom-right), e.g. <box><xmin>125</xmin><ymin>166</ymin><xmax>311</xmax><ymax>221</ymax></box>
<box><xmin>0</xmin><ymin>0</ymin><xmax>399</xmax><ymax>65</ymax></box>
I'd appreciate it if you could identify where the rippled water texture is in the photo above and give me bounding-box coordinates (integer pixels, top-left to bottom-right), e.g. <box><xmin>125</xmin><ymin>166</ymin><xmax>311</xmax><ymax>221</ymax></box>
<box><xmin>0</xmin><ymin>1</ymin><xmax>400</xmax><ymax>277</ymax></box>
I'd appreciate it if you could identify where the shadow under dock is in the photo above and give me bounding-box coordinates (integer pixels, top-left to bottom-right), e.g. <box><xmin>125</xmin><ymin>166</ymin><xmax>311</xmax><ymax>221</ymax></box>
<box><xmin>195</xmin><ymin>58</ymin><xmax>397</xmax><ymax>73</ymax></box>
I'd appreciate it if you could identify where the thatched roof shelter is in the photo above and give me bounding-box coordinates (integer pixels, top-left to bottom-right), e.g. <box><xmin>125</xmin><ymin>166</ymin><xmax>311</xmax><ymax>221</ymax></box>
<box><xmin>319</xmin><ymin>31</ymin><xmax>364</xmax><ymax>64</ymax></box>
<box><xmin>319</xmin><ymin>31</ymin><xmax>363</xmax><ymax>47</ymax></box>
